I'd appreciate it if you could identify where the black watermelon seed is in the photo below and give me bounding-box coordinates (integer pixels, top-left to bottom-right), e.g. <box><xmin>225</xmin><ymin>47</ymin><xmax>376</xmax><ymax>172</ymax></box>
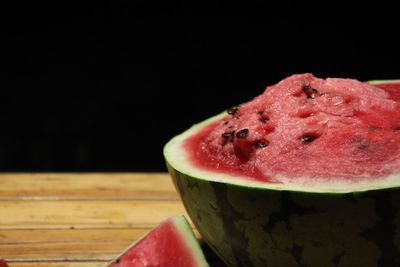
<box><xmin>394</xmin><ymin>126</ymin><xmax>400</xmax><ymax>132</ymax></box>
<box><xmin>221</xmin><ymin>133</ymin><xmax>230</xmax><ymax>138</ymax></box>
<box><xmin>303</xmin><ymin>85</ymin><xmax>319</xmax><ymax>99</ymax></box>
<box><xmin>255</xmin><ymin>140</ymin><xmax>269</xmax><ymax>147</ymax></box>
<box><xmin>221</xmin><ymin>131</ymin><xmax>235</xmax><ymax>142</ymax></box>
<box><xmin>227</xmin><ymin>106</ymin><xmax>238</xmax><ymax>115</ymax></box>
<box><xmin>301</xmin><ymin>134</ymin><xmax>318</xmax><ymax>143</ymax></box>
<box><xmin>257</xmin><ymin>111</ymin><xmax>269</xmax><ymax>123</ymax></box>
<box><xmin>222</xmin><ymin>130</ymin><xmax>235</xmax><ymax>137</ymax></box>
<box><xmin>236</xmin><ymin>128</ymin><xmax>249</xmax><ymax>138</ymax></box>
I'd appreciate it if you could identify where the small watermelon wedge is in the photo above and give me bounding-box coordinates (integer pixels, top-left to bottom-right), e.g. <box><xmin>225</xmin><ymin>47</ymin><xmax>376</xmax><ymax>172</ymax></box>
<box><xmin>0</xmin><ymin>259</ymin><xmax>9</xmax><ymax>267</ymax></box>
<box><xmin>107</xmin><ymin>215</ymin><xmax>209</xmax><ymax>267</ymax></box>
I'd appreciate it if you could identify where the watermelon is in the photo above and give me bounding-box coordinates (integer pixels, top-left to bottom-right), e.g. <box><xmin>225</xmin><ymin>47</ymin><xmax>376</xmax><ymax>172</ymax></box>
<box><xmin>107</xmin><ymin>215</ymin><xmax>209</xmax><ymax>267</ymax></box>
<box><xmin>164</xmin><ymin>74</ymin><xmax>400</xmax><ymax>267</ymax></box>
<box><xmin>0</xmin><ymin>259</ymin><xmax>9</xmax><ymax>267</ymax></box>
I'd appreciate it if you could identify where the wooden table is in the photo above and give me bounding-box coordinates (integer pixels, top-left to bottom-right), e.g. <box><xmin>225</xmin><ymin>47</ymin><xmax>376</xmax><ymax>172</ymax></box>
<box><xmin>0</xmin><ymin>173</ymin><xmax>193</xmax><ymax>267</ymax></box>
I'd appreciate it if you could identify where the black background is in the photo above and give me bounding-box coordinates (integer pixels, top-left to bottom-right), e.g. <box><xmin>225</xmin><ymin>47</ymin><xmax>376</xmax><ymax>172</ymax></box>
<box><xmin>1</xmin><ymin>2</ymin><xmax>399</xmax><ymax>171</ymax></box>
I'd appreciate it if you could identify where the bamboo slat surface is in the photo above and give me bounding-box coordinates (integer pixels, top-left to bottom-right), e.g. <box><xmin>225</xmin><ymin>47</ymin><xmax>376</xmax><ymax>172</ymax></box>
<box><xmin>0</xmin><ymin>173</ymin><xmax>195</xmax><ymax>267</ymax></box>
<box><xmin>10</xmin><ymin>263</ymin><xmax>105</xmax><ymax>267</ymax></box>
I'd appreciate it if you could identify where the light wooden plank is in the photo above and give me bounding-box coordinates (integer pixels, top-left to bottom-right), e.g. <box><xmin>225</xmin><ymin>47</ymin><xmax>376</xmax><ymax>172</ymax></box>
<box><xmin>0</xmin><ymin>228</ymin><xmax>144</xmax><ymax>260</ymax></box>
<box><xmin>0</xmin><ymin>227</ymin><xmax>200</xmax><ymax>260</ymax></box>
<box><xmin>8</xmin><ymin>262</ymin><xmax>105</xmax><ymax>267</ymax></box>
<box><xmin>0</xmin><ymin>173</ymin><xmax>178</xmax><ymax>200</ymax></box>
<box><xmin>0</xmin><ymin>200</ymin><xmax>187</xmax><ymax>229</ymax></box>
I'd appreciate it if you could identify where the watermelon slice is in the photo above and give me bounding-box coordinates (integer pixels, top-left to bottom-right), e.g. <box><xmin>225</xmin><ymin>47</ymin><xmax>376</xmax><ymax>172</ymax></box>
<box><xmin>0</xmin><ymin>259</ymin><xmax>9</xmax><ymax>267</ymax></box>
<box><xmin>107</xmin><ymin>215</ymin><xmax>209</xmax><ymax>267</ymax></box>
<box><xmin>164</xmin><ymin>74</ymin><xmax>400</xmax><ymax>267</ymax></box>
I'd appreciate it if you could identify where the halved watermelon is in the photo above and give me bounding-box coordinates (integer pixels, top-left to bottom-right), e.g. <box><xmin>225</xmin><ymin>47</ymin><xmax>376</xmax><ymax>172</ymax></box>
<box><xmin>107</xmin><ymin>215</ymin><xmax>209</xmax><ymax>267</ymax></box>
<box><xmin>164</xmin><ymin>74</ymin><xmax>400</xmax><ymax>267</ymax></box>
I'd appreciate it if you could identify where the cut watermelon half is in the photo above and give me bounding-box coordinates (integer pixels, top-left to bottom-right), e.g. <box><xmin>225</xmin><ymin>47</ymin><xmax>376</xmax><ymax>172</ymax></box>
<box><xmin>164</xmin><ymin>75</ymin><xmax>400</xmax><ymax>266</ymax></box>
<box><xmin>107</xmin><ymin>215</ymin><xmax>209</xmax><ymax>267</ymax></box>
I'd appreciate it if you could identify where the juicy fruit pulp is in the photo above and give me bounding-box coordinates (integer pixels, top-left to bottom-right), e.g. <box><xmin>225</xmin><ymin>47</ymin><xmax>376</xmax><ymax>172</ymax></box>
<box><xmin>108</xmin><ymin>216</ymin><xmax>209</xmax><ymax>267</ymax></box>
<box><xmin>373</xmin><ymin>81</ymin><xmax>400</xmax><ymax>102</ymax></box>
<box><xmin>185</xmin><ymin>74</ymin><xmax>400</xmax><ymax>183</ymax></box>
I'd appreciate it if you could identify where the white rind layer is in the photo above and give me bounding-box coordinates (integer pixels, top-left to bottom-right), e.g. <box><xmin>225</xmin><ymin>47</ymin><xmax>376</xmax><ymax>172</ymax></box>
<box><xmin>172</xmin><ymin>216</ymin><xmax>210</xmax><ymax>267</ymax></box>
<box><xmin>368</xmin><ymin>79</ymin><xmax>400</xmax><ymax>84</ymax></box>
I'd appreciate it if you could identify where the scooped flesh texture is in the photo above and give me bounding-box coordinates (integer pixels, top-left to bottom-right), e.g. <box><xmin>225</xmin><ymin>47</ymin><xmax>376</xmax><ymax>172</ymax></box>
<box><xmin>185</xmin><ymin>74</ymin><xmax>400</xmax><ymax>183</ymax></box>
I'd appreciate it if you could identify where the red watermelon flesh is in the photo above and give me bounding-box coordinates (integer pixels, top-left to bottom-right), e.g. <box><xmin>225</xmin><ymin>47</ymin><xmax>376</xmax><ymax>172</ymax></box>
<box><xmin>374</xmin><ymin>81</ymin><xmax>400</xmax><ymax>102</ymax></box>
<box><xmin>185</xmin><ymin>73</ymin><xmax>400</xmax><ymax>184</ymax></box>
<box><xmin>0</xmin><ymin>259</ymin><xmax>9</xmax><ymax>267</ymax></box>
<box><xmin>108</xmin><ymin>216</ymin><xmax>209</xmax><ymax>267</ymax></box>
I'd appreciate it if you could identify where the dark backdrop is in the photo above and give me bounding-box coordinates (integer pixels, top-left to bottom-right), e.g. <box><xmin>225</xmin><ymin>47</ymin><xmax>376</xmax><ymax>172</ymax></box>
<box><xmin>1</xmin><ymin>2</ymin><xmax>399</xmax><ymax>171</ymax></box>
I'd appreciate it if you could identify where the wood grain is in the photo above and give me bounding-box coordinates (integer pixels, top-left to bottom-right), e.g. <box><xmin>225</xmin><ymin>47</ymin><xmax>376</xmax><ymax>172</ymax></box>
<box><xmin>0</xmin><ymin>200</ymin><xmax>187</xmax><ymax>229</ymax></box>
<box><xmin>0</xmin><ymin>228</ymin><xmax>144</xmax><ymax>259</ymax></box>
<box><xmin>0</xmin><ymin>173</ymin><xmax>177</xmax><ymax>200</ymax></box>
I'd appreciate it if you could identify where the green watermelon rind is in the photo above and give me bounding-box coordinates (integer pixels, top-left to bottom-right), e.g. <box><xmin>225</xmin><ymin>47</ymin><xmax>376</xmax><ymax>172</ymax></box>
<box><xmin>166</xmin><ymin>164</ymin><xmax>400</xmax><ymax>267</ymax></box>
<box><xmin>107</xmin><ymin>215</ymin><xmax>209</xmax><ymax>267</ymax></box>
